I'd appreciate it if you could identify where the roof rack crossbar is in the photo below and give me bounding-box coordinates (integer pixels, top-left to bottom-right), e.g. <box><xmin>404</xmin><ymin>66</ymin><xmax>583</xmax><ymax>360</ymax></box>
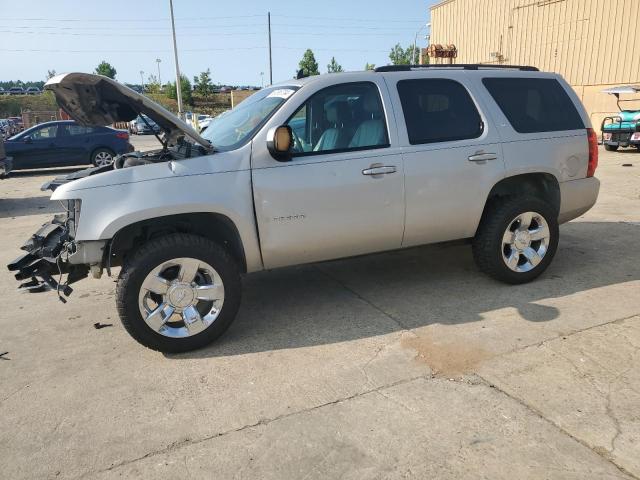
<box><xmin>374</xmin><ymin>64</ymin><xmax>539</xmax><ymax>73</ymax></box>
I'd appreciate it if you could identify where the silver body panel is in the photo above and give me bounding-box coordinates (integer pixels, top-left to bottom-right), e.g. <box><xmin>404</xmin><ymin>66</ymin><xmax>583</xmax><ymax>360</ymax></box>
<box><xmin>49</xmin><ymin>69</ymin><xmax>599</xmax><ymax>274</ymax></box>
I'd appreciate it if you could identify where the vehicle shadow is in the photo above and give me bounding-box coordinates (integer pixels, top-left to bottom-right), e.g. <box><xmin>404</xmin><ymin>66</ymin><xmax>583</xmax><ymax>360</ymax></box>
<box><xmin>0</xmin><ymin>196</ymin><xmax>62</xmax><ymax>218</ymax></box>
<box><xmin>167</xmin><ymin>221</ymin><xmax>640</xmax><ymax>359</ymax></box>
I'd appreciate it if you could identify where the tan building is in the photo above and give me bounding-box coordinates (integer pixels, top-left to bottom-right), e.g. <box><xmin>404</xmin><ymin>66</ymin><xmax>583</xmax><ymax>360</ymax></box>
<box><xmin>429</xmin><ymin>0</ymin><xmax>640</xmax><ymax>132</ymax></box>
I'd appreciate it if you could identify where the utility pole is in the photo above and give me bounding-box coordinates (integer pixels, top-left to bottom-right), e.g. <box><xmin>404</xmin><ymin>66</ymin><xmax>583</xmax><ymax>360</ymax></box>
<box><xmin>140</xmin><ymin>70</ymin><xmax>145</xmax><ymax>93</ymax></box>
<box><xmin>268</xmin><ymin>12</ymin><xmax>273</xmax><ymax>85</ymax></box>
<box><xmin>260</xmin><ymin>71</ymin><xmax>264</xmax><ymax>88</ymax></box>
<box><xmin>156</xmin><ymin>58</ymin><xmax>162</xmax><ymax>86</ymax></box>
<box><xmin>169</xmin><ymin>0</ymin><xmax>184</xmax><ymax>118</ymax></box>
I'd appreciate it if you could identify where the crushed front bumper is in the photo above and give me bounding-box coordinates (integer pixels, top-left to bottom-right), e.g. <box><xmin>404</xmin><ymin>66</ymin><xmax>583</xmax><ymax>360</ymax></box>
<box><xmin>7</xmin><ymin>215</ymin><xmax>89</xmax><ymax>300</ymax></box>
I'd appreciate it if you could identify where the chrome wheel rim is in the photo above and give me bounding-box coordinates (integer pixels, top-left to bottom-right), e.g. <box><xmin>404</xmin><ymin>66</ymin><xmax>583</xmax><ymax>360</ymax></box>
<box><xmin>138</xmin><ymin>258</ymin><xmax>225</xmax><ymax>338</ymax></box>
<box><xmin>94</xmin><ymin>151</ymin><xmax>113</xmax><ymax>166</ymax></box>
<box><xmin>501</xmin><ymin>211</ymin><xmax>550</xmax><ymax>273</ymax></box>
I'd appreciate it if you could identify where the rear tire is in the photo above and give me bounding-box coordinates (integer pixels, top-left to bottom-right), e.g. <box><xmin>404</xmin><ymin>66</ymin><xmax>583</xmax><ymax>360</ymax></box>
<box><xmin>116</xmin><ymin>234</ymin><xmax>241</xmax><ymax>353</ymax></box>
<box><xmin>472</xmin><ymin>196</ymin><xmax>559</xmax><ymax>284</ymax></box>
<box><xmin>604</xmin><ymin>144</ymin><xmax>619</xmax><ymax>151</ymax></box>
<box><xmin>91</xmin><ymin>148</ymin><xmax>115</xmax><ymax>167</ymax></box>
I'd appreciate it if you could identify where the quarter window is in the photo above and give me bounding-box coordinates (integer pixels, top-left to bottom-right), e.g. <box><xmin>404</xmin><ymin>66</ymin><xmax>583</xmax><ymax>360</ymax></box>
<box><xmin>286</xmin><ymin>82</ymin><xmax>389</xmax><ymax>155</ymax></box>
<box><xmin>397</xmin><ymin>79</ymin><xmax>483</xmax><ymax>145</ymax></box>
<box><xmin>482</xmin><ymin>78</ymin><xmax>584</xmax><ymax>133</ymax></box>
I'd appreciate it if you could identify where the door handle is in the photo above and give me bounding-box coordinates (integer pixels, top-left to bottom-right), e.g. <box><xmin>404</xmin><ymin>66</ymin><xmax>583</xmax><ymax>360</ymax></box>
<box><xmin>468</xmin><ymin>152</ymin><xmax>497</xmax><ymax>163</ymax></box>
<box><xmin>362</xmin><ymin>165</ymin><xmax>396</xmax><ymax>176</ymax></box>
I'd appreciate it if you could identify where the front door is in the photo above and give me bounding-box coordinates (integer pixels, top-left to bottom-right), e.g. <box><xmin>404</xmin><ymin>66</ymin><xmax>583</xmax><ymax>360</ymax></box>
<box><xmin>15</xmin><ymin>123</ymin><xmax>63</xmax><ymax>169</ymax></box>
<box><xmin>251</xmin><ymin>81</ymin><xmax>405</xmax><ymax>269</ymax></box>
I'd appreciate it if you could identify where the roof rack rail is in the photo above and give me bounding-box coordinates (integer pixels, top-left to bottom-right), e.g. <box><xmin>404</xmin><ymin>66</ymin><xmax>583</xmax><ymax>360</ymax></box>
<box><xmin>374</xmin><ymin>64</ymin><xmax>539</xmax><ymax>73</ymax></box>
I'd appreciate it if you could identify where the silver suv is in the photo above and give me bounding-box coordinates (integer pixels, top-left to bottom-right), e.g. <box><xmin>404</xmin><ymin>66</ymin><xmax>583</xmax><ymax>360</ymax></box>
<box><xmin>8</xmin><ymin>68</ymin><xmax>600</xmax><ymax>352</ymax></box>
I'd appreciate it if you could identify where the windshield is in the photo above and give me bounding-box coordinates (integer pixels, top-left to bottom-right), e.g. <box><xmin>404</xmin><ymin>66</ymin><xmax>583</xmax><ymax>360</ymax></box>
<box><xmin>201</xmin><ymin>85</ymin><xmax>298</xmax><ymax>151</ymax></box>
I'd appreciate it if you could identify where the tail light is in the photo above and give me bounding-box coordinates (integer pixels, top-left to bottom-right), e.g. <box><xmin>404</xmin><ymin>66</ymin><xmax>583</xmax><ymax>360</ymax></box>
<box><xmin>115</xmin><ymin>131</ymin><xmax>129</xmax><ymax>140</ymax></box>
<box><xmin>586</xmin><ymin>128</ymin><xmax>598</xmax><ymax>177</ymax></box>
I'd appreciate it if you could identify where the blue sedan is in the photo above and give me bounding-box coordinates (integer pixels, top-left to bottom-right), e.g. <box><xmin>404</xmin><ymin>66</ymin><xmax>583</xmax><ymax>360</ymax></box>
<box><xmin>4</xmin><ymin>120</ymin><xmax>133</xmax><ymax>170</ymax></box>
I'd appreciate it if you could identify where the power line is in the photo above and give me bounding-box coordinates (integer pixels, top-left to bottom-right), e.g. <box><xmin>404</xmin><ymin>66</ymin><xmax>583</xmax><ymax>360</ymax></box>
<box><xmin>0</xmin><ymin>14</ymin><xmax>420</xmax><ymax>24</ymax></box>
<box><xmin>0</xmin><ymin>45</ymin><xmax>390</xmax><ymax>54</ymax></box>
<box><xmin>0</xmin><ymin>22</ymin><xmax>414</xmax><ymax>33</ymax></box>
<box><xmin>0</xmin><ymin>14</ymin><xmax>265</xmax><ymax>22</ymax></box>
<box><xmin>0</xmin><ymin>29</ymin><xmax>408</xmax><ymax>38</ymax></box>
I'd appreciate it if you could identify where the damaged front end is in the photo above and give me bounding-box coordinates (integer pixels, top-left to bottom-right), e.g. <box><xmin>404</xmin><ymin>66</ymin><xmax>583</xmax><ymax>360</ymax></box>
<box><xmin>7</xmin><ymin>201</ymin><xmax>92</xmax><ymax>302</ymax></box>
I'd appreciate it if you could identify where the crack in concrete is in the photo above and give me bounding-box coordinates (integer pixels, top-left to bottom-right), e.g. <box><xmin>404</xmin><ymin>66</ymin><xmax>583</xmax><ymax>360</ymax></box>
<box><xmin>314</xmin><ymin>266</ymin><xmax>414</xmax><ymax>332</ymax></box>
<box><xmin>475</xmin><ymin>373</ymin><xmax>639</xmax><ymax>480</ymax></box>
<box><xmin>82</xmin><ymin>374</ymin><xmax>429</xmax><ymax>479</ymax></box>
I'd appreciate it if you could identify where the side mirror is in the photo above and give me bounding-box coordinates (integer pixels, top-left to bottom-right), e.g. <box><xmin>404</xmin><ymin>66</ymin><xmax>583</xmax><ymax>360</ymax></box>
<box><xmin>266</xmin><ymin>125</ymin><xmax>293</xmax><ymax>161</ymax></box>
<box><xmin>23</xmin><ymin>136</ymin><xmax>32</xmax><ymax>144</ymax></box>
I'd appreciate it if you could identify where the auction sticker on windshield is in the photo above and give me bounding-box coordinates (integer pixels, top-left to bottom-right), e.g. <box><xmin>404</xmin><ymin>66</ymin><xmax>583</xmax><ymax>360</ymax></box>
<box><xmin>267</xmin><ymin>89</ymin><xmax>295</xmax><ymax>99</ymax></box>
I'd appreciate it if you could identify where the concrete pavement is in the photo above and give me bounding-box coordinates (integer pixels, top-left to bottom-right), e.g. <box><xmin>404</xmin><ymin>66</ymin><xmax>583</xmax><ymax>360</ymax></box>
<box><xmin>0</xmin><ymin>145</ymin><xmax>638</xmax><ymax>479</ymax></box>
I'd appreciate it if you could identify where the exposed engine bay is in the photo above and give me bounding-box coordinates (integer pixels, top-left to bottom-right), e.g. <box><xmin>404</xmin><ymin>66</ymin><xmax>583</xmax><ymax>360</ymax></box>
<box><xmin>41</xmin><ymin>139</ymin><xmax>209</xmax><ymax>192</ymax></box>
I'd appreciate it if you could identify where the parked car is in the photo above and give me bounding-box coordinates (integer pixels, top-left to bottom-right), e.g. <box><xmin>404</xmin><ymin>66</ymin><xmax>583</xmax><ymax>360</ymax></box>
<box><xmin>8</xmin><ymin>116</ymin><xmax>23</xmax><ymax>132</ymax></box>
<box><xmin>8</xmin><ymin>86</ymin><xmax>25</xmax><ymax>95</ymax></box>
<box><xmin>0</xmin><ymin>87</ymin><xmax>5</xmax><ymax>95</ymax></box>
<box><xmin>5</xmin><ymin>118</ymin><xmax>20</xmax><ymax>136</ymax></box>
<box><xmin>4</xmin><ymin>120</ymin><xmax>133</xmax><ymax>170</ymax></box>
<box><xmin>8</xmin><ymin>69</ymin><xmax>599</xmax><ymax>352</ymax></box>
<box><xmin>129</xmin><ymin>115</ymin><xmax>160</xmax><ymax>135</ymax></box>
<box><xmin>0</xmin><ymin>119</ymin><xmax>10</xmax><ymax>139</ymax></box>
<box><xmin>25</xmin><ymin>86</ymin><xmax>41</xmax><ymax>95</ymax></box>
<box><xmin>0</xmin><ymin>137</ymin><xmax>12</xmax><ymax>177</ymax></box>
<box><xmin>600</xmin><ymin>85</ymin><xmax>640</xmax><ymax>151</ymax></box>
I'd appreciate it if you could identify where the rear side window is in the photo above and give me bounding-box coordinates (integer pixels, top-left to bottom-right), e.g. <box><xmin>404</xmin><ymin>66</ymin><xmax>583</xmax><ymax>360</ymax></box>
<box><xmin>483</xmin><ymin>78</ymin><xmax>584</xmax><ymax>133</ymax></box>
<box><xmin>397</xmin><ymin>79</ymin><xmax>483</xmax><ymax>145</ymax></box>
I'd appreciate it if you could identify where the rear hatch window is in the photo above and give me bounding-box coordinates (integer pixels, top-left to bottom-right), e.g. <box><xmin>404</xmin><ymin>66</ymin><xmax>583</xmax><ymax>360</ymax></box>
<box><xmin>483</xmin><ymin>78</ymin><xmax>584</xmax><ymax>133</ymax></box>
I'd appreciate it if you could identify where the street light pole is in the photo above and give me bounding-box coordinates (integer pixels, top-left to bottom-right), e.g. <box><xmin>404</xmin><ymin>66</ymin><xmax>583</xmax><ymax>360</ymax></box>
<box><xmin>140</xmin><ymin>70</ymin><xmax>145</xmax><ymax>93</ymax></box>
<box><xmin>169</xmin><ymin>0</ymin><xmax>183</xmax><ymax>118</ymax></box>
<box><xmin>267</xmin><ymin>12</ymin><xmax>273</xmax><ymax>85</ymax></box>
<box><xmin>156</xmin><ymin>58</ymin><xmax>162</xmax><ymax>86</ymax></box>
<box><xmin>413</xmin><ymin>23</ymin><xmax>431</xmax><ymax>65</ymax></box>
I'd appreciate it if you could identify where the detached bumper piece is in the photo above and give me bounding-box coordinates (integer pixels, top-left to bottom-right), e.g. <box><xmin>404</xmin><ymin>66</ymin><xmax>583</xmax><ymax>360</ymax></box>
<box><xmin>6</xmin><ymin>216</ymin><xmax>88</xmax><ymax>301</ymax></box>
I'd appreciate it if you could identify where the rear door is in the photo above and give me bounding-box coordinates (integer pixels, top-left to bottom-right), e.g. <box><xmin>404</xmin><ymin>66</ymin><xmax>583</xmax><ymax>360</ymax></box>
<box><xmin>57</xmin><ymin>123</ymin><xmax>88</xmax><ymax>164</ymax></box>
<box><xmin>385</xmin><ymin>72</ymin><xmax>505</xmax><ymax>246</ymax></box>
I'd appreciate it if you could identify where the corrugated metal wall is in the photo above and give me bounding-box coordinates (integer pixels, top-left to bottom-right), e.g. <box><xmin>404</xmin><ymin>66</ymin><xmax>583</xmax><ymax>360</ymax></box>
<box><xmin>430</xmin><ymin>0</ymin><xmax>640</xmax><ymax>87</ymax></box>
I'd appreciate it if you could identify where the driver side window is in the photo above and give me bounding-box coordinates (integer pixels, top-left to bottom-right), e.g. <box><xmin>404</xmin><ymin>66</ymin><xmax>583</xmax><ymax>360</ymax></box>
<box><xmin>286</xmin><ymin>82</ymin><xmax>389</xmax><ymax>156</ymax></box>
<box><xmin>30</xmin><ymin>125</ymin><xmax>58</xmax><ymax>140</ymax></box>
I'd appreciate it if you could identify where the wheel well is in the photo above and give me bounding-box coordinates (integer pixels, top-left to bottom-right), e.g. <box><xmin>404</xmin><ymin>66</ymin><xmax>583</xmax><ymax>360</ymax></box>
<box><xmin>484</xmin><ymin>173</ymin><xmax>560</xmax><ymax>215</ymax></box>
<box><xmin>108</xmin><ymin>213</ymin><xmax>247</xmax><ymax>273</ymax></box>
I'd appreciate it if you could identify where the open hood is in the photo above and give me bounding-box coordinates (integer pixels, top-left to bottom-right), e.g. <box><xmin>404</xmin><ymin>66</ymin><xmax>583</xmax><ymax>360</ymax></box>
<box><xmin>601</xmin><ymin>85</ymin><xmax>640</xmax><ymax>95</ymax></box>
<box><xmin>45</xmin><ymin>73</ymin><xmax>213</xmax><ymax>150</ymax></box>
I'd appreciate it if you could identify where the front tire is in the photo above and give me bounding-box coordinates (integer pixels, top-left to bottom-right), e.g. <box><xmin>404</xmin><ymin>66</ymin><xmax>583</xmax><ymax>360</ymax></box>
<box><xmin>472</xmin><ymin>196</ymin><xmax>559</xmax><ymax>284</ymax></box>
<box><xmin>116</xmin><ymin>234</ymin><xmax>241</xmax><ymax>352</ymax></box>
<box><xmin>604</xmin><ymin>144</ymin><xmax>619</xmax><ymax>151</ymax></box>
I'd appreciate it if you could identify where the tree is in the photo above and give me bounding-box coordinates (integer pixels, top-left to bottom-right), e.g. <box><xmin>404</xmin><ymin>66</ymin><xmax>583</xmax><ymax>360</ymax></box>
<box><xmin>166</xmin><ymin>74</ymin><xmax>193</xmax><ymax>105</ymax></box>
<box><xmin>298</xmin><ymin>49</ymin><xmax>320</xmax><ymax>76</ymax></box>
<box><xmin>193</xmin><ymin>68</ymin><xmax>214</xmax><ymax>97</ymax></box>
<box><xmin>146</xmin><ymin>74</ymin><xmax>161</xmax><ymax>94</ymax></box>
<box><xmin>388</xmin><ymin>44</ymin><xmax>420</xmax><ymax>65</ymax></box>
<box><xmin>46</xmin><ymin>69</ymin><xmax>56</xmax><ymax>80</ymax></box>
<box><xmin>364</xmin><ymin>63</ymin><xmax>376</xmax><ymax>71</ymax></box>
<box><xmin>327</xmin><ymin>57</ymin><xmax>343</xmax><ymax>73</ymax></box>
<box><xmin>95</xmin><ymin>61</ymin><xmax>117</xmax><ymax>79</ymax></box>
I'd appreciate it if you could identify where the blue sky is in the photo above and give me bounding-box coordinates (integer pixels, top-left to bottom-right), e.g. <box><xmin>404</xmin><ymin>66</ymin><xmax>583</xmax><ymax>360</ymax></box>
<box><xmin>0</xmin><ymin>0</ymin><xmax>435</xmax><ymax>85</ymax></box>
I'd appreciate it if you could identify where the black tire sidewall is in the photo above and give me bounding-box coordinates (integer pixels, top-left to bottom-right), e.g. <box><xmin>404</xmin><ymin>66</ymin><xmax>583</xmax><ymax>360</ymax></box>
<box><xmin>474</xmin><ymin>197</ymin><xmax>559</xmax><ymax>284</ymax></box>
<box><xmin>116</xmin><ymin>234</ymin><xmax>241</xmax><ymax>353</ymax></box>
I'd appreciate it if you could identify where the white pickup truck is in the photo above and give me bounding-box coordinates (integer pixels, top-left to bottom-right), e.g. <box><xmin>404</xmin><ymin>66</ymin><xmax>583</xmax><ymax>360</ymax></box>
<box><xmin>8</xmin><ymin>68</ymin><xmax>600</xmax><ymax>352</ymax></box>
